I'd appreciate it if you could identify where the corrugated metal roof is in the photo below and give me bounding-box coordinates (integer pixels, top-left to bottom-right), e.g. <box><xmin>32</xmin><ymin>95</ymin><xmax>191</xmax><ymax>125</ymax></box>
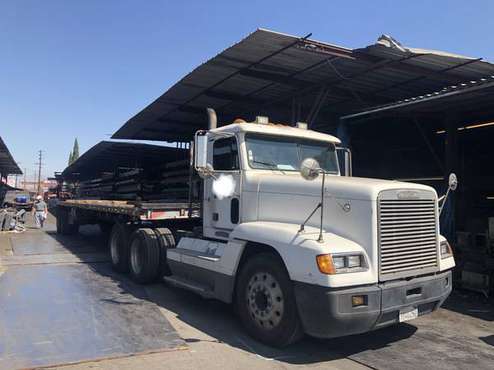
<box><xmin>0</xmin><ymin>137</ymin><xmax>22</xmax><ymax>176</ymax></box>
<box><xmin>113</xmin><ymin>29</ymin><xmax>494</xmax><ymax>141</ymax></box>
<box><xmin>341</xmin><ymin>76</ymin><xmax>494</xmax><ymax>122</ymax></box>
<box><xmin>62</xmin><ymin>141</ymin><xmax>187</xmax><ymax>181</ymax></box>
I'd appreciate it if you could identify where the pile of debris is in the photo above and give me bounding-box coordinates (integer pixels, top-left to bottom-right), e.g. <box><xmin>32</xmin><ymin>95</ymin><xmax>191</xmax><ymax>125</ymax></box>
<box><xmin>0</xmin><ymin>208</ymin><xmax>26</xmax><ymax>232</ymax></box>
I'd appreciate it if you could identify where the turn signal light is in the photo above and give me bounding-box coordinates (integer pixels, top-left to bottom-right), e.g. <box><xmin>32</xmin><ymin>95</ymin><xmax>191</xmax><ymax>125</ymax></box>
<box><xmin>316</xmin><ymin>254</ymin><xmax>336</xmax><ymax>275</ymax></box>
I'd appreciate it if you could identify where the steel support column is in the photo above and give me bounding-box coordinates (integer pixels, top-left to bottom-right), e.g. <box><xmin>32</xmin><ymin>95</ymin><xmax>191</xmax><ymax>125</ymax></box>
<box><xmin>442</xmin><ymin>116</ymin><xmax>459</xmax><ymax>241</ymax></box>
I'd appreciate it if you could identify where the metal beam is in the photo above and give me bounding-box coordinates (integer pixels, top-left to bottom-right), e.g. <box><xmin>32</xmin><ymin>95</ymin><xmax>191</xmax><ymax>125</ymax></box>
<box><xmin>254</xmin><ymin>54</ymin><xmax>424</xmax><ymax>112</ymax></box>
<box><xmin>238</xmin><ymin>69</ymin><xmax>312</xmax><ymax>88</ymax></box>
<box><xmin>413</xmin><ymin>118</ymin><xmax>444</xmax><ymax>173</ymax></box>
<box><xmin>337</xmin><ymin>58</ymin><xmax>484</xmax><ymax>110</ymax></box>
<box><xmin>203</xmin><ymin>90</ymin><xmax>266</xmax><ymax>104</ymax></box>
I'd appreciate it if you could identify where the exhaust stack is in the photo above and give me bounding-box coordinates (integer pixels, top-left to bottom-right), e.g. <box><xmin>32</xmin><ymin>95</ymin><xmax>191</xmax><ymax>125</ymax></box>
<box><xmin>207</xmin><ymin>108</ymin><xmax>217</xmax><ymax>130</ymax></box>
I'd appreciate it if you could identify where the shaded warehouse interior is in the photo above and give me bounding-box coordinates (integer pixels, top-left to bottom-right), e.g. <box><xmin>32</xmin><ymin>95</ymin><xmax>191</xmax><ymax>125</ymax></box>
<box><xmin>341</xmin><ymin>77</ymin><xmax>494</xmax><ymax>294</ymax></box>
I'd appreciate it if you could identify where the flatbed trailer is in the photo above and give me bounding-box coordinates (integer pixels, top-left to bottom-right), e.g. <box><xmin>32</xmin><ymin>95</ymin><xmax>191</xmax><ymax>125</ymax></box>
<box><xmin>59</xmin><ymin>199</ymin><xmax>200</xmax><ymax>221</ymax></box>
<box><xmin>56</xmin><ymin>199</ymin><xmax>201</xmax><ymax>235</ymax></box>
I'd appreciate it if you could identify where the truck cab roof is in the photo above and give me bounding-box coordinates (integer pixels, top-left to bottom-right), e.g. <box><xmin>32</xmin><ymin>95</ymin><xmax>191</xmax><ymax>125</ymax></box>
<box><xmin>211</xmin><ymin>121</ymin><xmax>342</xmax><ymax>144</ymax></box>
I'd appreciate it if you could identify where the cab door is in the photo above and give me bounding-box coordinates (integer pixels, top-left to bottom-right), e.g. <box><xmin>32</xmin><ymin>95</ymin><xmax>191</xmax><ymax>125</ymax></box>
<box><xmin>203</xmin><ymin>136</ymin><xmax>241</xmax><ymax>239</ymax></box>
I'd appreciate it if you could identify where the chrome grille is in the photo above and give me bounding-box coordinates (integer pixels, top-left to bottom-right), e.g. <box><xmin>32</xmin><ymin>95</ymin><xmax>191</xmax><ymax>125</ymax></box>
<box><xmin>378</xmin><ymin>194</ymin><xmax>438</xmax><ymax>280</ymax></box>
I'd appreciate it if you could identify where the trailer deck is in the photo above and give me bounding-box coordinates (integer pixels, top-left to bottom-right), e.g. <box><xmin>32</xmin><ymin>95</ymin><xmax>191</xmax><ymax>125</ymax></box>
<box><xmin>60</xmin><ymin>199</ymin><xmax>201</xmax><ymax>221</ymax></box>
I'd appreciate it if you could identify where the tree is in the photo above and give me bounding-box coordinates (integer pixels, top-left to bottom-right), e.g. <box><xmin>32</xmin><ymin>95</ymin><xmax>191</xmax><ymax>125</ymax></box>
<box><xmin>68</xmin><ymin>138</ymin><xmax>80</xmax><ymax>166</ymax></box>
<box><xmin>72</xmin><ymin>138</ymin><xmax>80</xmax><ymax>162</ymax></box>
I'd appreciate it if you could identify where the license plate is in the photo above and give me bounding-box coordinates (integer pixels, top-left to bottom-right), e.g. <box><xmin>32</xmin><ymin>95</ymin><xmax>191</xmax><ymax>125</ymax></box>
<box><xmin>399</xmin><ymin>308</ymin><xmax>418</xmax><ymax>322</ymax></box>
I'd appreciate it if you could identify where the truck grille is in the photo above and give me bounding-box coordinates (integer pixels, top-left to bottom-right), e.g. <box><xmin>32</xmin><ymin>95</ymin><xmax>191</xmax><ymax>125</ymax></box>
<box><xmin>378</xmin><ymin>194</ymin><xmax>438</xmax><ymax>280</ymax></box>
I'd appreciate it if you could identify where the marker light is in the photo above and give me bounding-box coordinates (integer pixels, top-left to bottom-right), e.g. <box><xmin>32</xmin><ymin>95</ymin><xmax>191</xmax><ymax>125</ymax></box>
<box><xmin>255</xmin><ymin>116</ymin><xmax>269</xmax><ymax>124</ymax></box>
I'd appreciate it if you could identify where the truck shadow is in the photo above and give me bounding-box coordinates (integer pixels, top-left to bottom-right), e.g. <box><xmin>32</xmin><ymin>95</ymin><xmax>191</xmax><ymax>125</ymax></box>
<box><xmin>44</xmin><ymin>226</ymin><xmax>421</xmax><ymax>365</ymax></box>
<box><xmin>143</xmin><ymin>282</ymin><xmax>419</xmax><ymax>364</ymax></box>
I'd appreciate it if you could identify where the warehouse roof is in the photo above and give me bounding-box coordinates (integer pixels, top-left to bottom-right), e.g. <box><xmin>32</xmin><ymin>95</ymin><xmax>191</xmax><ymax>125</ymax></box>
<box><xmin>341</xmin><ymin>75</ymin><xmax>494</xmax><ymax>123</ymax></box>
<box><xmin>0</xmin><ymin>137</ymin><xmax>22</xmax><ymax>176</ymax></box>
<box><xmin>112</xmin><ymin>29</ymin><xmax>494</xmax><ymax>142</ymax></box>
<box><xmin>62</xmin><ymin>141</ymin><xmax>187</xmax><ymax>181</ymax></box>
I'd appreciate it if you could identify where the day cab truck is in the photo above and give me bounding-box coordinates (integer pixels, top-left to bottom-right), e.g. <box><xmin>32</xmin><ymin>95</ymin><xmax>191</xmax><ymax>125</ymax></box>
<box><xmin>57</xmin><ymin>109</ymin><xmax>456</xmax><ymax>347</ymax></box>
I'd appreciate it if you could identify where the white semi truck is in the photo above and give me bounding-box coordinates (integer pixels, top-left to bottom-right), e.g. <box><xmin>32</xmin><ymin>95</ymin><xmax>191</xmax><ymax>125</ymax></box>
<box><xmin>57</xmin><ymin>109</ymin><xmax>455</xmax><ymax>347</ymax></box>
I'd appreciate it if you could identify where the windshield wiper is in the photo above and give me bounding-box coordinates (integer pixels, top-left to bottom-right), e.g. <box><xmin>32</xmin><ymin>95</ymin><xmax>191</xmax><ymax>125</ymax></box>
<box><xmin>252</xmin><ymin>159</ymin><xmax>278</xmax><ymax>169</ymax></box>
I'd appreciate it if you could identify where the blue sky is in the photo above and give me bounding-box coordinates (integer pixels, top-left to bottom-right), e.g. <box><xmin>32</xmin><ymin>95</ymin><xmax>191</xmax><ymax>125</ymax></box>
<box><xmin>2</xmin><ymin>0</ymin><xmax>493</xmax><ymax>179</ymax></box>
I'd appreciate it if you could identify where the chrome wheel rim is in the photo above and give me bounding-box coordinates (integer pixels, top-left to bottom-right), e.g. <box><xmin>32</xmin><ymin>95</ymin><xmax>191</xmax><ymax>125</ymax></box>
<box><xmin>130</xmin><ymin>239</ymin><xmax>142</xmax><ymax>275</ymax></box>
<box><xmin>110</xmin><ymin>233</ymin><xmax>119</xmax><ymax>265</ymax></box>
<box><xmin>246</xmin><ymin>272</ymin><xmax>284</xmax><ymax>329</ymax></box>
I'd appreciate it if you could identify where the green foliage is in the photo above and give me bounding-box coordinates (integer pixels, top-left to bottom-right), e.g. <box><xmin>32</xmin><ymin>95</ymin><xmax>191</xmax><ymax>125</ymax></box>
<box><xmin>72</xmin><ymin>138</ymin><xmax>79</xmax><ymax>161</ymax></box>
<box><xmin>68</xmin><ymin>138</ymin><xmax>80</xmax><ymax>166</ymax></box>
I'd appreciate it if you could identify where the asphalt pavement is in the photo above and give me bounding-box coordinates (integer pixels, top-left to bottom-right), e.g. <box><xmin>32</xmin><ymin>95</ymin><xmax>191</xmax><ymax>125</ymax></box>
<box><xmin>0</xmin><ymin>215</ymin><xmax>492</xmax><ymax>370</ymax></box>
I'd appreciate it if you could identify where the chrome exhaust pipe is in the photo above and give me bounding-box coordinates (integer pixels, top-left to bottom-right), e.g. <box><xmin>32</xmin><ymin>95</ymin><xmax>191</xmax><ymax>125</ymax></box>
<box><xmin>207</xmin><ymin>108</ymin><xmax>217</xmax><ymax>130</ymax></box>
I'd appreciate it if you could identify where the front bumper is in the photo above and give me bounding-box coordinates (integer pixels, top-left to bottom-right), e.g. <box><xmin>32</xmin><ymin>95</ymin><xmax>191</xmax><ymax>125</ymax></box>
<box><xmin>294</xmin><ymin>270</ymin><xmax>452</xmax><ymax>338</ymax></box>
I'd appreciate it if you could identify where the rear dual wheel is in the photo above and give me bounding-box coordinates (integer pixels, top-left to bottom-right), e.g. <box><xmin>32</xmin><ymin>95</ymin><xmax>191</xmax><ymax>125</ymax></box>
<box><xmin>129</xmin><ymin>228</ymin><xmax>160</xmax><ymax>283</ymax></box>
<box><xmin>110</xmin><ymin>224</ymin><xmax>175</xmax><ymax>283</ymax></box>
<box><xmin>109</xmin><ymin>223</ymin><xmax>133</xmax><ymax>272</ymax></box>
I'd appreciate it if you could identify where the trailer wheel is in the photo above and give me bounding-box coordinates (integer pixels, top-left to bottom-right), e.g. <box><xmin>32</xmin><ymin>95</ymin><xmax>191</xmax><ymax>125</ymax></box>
<box><xmin>56</xmin><ymin>210</ymin><xmax>63</xmax><ymax>234</ymax></box>
<box><xmin>57</xmin><ymin>207</ymin><xmax>78</xmax><ymax>235</ymax></box>
<box><xmin>236</xmin><ymin>253</ymin><xmax>303</xmax><ymax>347</ymax></box>
<box><xmin>129</xmin><ymin>228</ymin><xmax>160</xmax><ymax>284</ymax></box>
<box><xmin>109</xmin><ymin>223</ymin><xmax>132</xmax><ymax>272</ymax></box>
<box><xmin>153</xmin><ymin>228</ymin><xmax>176</xmax><ymax>277</ymax></box>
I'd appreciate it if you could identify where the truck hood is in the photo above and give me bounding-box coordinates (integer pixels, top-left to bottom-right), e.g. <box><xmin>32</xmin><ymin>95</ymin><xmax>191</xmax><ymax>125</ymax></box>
<box><xmin>248</xmin><ymin>173</ymin><xmax>436</xmax><ymax>201</ymax></box>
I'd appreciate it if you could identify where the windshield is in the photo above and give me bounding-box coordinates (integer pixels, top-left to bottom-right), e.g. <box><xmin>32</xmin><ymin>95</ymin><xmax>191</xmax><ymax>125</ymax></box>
<box><xmin>245</xmin><ymin>134</ymin><xmax>339</xmax><ymax>173</ymax></box>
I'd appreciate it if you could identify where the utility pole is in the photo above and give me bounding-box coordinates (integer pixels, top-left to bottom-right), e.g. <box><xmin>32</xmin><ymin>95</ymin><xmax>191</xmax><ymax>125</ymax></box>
<box><xmin>35</xmin><ymin>150</ymin><xmax>43</xmax><ymax>195</ymax></box>
<box><xmin>15</xmin><ymin>162</ymin><xmax>21</xmax><ymax>188</ymax></box>
<box><xmin>23</xmin><ymin>168</ymin><xmax>27</xmax><ymax>190</ymax></box>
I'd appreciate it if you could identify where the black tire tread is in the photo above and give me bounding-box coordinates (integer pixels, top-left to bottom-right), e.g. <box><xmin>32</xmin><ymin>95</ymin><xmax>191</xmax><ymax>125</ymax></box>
<box><xmin>129</xmin><ymin>228</ymin><xmax>160</xmax><ymax>284</ymax></box>
<box><xmin>236</xmin><ymin>252</ymin><xmax>304</xmax><ymax>347</ymax></box>
<box><xmin>153</xmin><ymin>227</ymin><xmax>176</xmax><ymax>277</ymax></box>
<box><xmin>109</xmin><ymin>223</ymin><xmax>132</xmax><ymax>272</ymax></box>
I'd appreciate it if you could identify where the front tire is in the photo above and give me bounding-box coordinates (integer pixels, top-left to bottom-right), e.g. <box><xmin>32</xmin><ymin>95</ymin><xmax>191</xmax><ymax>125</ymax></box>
<box><xmin>236</xmin><ymin>253</ymin><xmax>303</xmax><ymax>347</ymax></box>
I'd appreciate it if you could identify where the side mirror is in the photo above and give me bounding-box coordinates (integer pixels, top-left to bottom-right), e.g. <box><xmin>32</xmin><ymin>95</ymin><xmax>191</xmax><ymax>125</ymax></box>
<box><xmin>300</xmin><ymin>158</ymin><xmax>321</xmax><ymax>181</ymax></box>
<box><xmin>439</xmin><ymin>173</ymin><xmax>459</xmax><ymax>216</ymax></box>
<box><xmin>194</xmin><ymin>131</ymin><xmax>209</xmax><ymax>170</ymax></box>
<box><xmin>336</xmin><ymin>147</ymin><xmax>352</xmax><ymax>177</ymax></box>
<box><xmin>449</xmin><ymin>173</ymin><xmax>458</xmax><ymax>191</ymax></box>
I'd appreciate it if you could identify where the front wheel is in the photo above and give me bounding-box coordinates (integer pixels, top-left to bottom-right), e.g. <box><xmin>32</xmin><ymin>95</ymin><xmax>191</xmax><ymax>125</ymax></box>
<box><xmin>236</xmin><ymin>253</ymin><xmax>303</xmax><ymax>347</ymax></box>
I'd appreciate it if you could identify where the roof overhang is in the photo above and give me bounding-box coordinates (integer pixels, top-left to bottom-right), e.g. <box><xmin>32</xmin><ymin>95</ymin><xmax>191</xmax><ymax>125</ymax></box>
<box><xmin>112</xmin><ymin>29</ymin><xmax>494</xmax><ymax>142</ymax></box>
<box><xmin>0</xmin><ymin>137</ymin><xmax>22</xmax><ymax>176</ymax></box>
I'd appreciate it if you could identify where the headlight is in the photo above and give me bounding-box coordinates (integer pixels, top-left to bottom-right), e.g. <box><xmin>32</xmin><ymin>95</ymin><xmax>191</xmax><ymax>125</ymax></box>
<box><xmin>316</xmin><ymin>253</ymin><xmax>367</xmax><ymax>274</ymax></box>
<box><xmin>440</xmin><ymin>240</ymin><xmax>453</xmax><ymax>259</ymax></box>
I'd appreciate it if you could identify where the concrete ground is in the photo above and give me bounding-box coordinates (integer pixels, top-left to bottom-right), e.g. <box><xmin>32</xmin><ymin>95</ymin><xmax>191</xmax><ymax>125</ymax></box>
<box><xmin>0</xmin><ymin>215</ymin><xmax>493</xmax><ymax>370</ymax></box>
